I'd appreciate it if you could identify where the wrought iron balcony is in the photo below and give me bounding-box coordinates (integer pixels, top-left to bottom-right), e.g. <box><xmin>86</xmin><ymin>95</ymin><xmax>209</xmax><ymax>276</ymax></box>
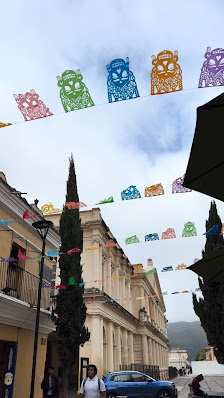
<box><xmin>0</xmin><ymin>261</ymin><xmax>51</xmax><ymax>310</ymax></box>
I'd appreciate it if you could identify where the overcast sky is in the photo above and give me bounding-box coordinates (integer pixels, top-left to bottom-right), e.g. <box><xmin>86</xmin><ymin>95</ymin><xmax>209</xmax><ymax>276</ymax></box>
<box><xmin>1</xmin><ymin>0</ymin><xmax>224</xmax><ymax>322</ymax></box>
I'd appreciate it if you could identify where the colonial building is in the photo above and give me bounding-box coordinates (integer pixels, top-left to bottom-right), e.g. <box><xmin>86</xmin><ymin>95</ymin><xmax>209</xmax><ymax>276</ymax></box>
<box><xmin>0</xmin><ymin>174</ymin><xmax>60</xmax><ymax>398</ymax></box>
<box><xmin>205</xmin><ymin>347</ymin><xmax>216</xmax><ymax>361</ymax></box>
<box><xmin>169</xmin><ymin>348</ymin><xmax>189</xmax><ymax>369</ymax></box>
<box><xmin>44</xmin><ymin>205</ymin><xmax>169</xmax><ymax>387</ymax></box>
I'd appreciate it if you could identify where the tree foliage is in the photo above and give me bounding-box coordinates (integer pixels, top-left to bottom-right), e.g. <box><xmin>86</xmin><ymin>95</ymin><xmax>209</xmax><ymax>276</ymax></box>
<box><xmin>195</xmin><ymin>348</ymin><xmax>206</xmax><ymax>361</ymax></box>
<box><xmin>193</xmin><ymin>201</ymin><xmax>224</xmax><ymax>364</ymax></box>
<box><xmin>53</xmin><ymin>155</ymin><xmax>90</xmax><ymax>394</ymax></box>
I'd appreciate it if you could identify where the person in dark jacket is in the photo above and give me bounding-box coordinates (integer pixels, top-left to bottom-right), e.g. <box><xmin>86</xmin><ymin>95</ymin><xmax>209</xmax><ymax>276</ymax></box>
<box><xmin>41</xmin><ymin>366</ymin><xmax>59</xmax><ymax>398</ymax></box>
<box><xmin>192</xmin><ymin>374</ymin><xmax>207</xmax><ymax>397</ymax></box>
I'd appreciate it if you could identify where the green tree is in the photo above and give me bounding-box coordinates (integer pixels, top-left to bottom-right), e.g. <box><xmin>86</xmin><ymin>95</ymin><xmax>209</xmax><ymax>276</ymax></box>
<box><xmin>195</xmin><ymin>349</ymin><xmax>206</xmax><ymax>361</ymax></box>
<box><xmin>54</xmin><ymin>155</ymin><xmax>90</xmax><ymax>397</ymax></box>
<box><xmin>193</xmin><ymin>201</ymin><xmax>224</xmax><ymax>364</ymax></box>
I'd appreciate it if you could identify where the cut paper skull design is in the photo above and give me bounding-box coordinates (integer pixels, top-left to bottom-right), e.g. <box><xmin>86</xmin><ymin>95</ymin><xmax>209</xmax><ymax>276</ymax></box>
<box><xmin>121</xmin><ymin>185</ymin><xmax>141</xmax><ymax>200</ymax></box>
<box><xmin>161</xmin><ymin>228</ymin><xmax>176</xmax><ymax>240</ymax></box>
<box><xmin>199</xmin><ymin>47</ymin><xmax>224</xmax><ymax>88</ymax></box>
<box><xmin>106</xmin><ymin>57</ymin><xmax>140</xmax><ymax>103</ymax></box>
<box><xmin>151</xmin><ymin>50</ymin><xmax>183</xmax><ymax>95</ymax></box>
<box><xmin>182</xmin><ymin>222</ymin><xmax>197</xmax><ymax>237</ymax></box>
<box><xmin>172</xmin><ymin>175</ymin><xmax>192</xmax><ymax>194</ymax></box>
<box><xmin>125</xmin><ymin>235</ymin><xmax>140</xmax><ymax>244</ymax></box>
<box><xmin>145</xmin><ymin>183</ymin><xmax>164</xmax><ymax>197</ymax></box>
<box><xmin>145</xmin><ymin>233</ymin><xmax>159</xmax><ymax>242</ymax></box>
<box><xmin>96</xmin><ymin>196</ymin><xmax>114</xmax><ymax>205</ymax></box>
<box><xmin>13</xmin><ymin>90</ymin><xmax>53</xmax><ymax>121</ymax></box>
<box><xmin>162</xmin><ymin>266</ymin><xmax>173</xmax><ymax>272</ymax></box>
<box><xmin>57</xmin><ymin>69</ymin><xmax>94</xmax><ymax>112</ymax></box>
<box><xmin>175</xmin><ymin>264</ymin><xmax>187</xmax><ymax>270</ymax></box>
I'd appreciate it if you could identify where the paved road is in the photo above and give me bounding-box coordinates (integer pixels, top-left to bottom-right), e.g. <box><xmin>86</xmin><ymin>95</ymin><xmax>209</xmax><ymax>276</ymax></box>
<box><xmin>64</xmin><ymin>375</ymin><xmax>224</xmax><ymax>398</ymax></box>
<box><xmin>173</xmin><ymin>375</ymin><xmax>224</xmax><ymax>398</ymax></box>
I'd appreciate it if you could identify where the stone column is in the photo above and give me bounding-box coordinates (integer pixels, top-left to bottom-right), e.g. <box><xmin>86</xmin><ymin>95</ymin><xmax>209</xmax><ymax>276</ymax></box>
<box><xmin>142</xmin><ymin>335</ymin><xmax>149</xmax><ymax>364</ymax></box>
<box><xmin>148</xmin><ymin>337</ymin><xmax>153</xmax><ymax>364</ymax></box>
<box><xmin>115</xmin><ymin>325</ymin><xmax>122</xmax><ymax>371</ymax></box>
<box><xmin>122</xmin><ymin>275</ymin><xmax>126</xmax><ymax>306</ymax></box>
<box><xmin>107</xmin><ymin>257</ymin><xmax>112</xmax><ymax>297</ymax></box>
<box><xmin>91</xmin><ymin>240</ymin><xmax>101</xmax><ymax>288</ymax></box>
<box><xmin>115</xmin><ymin>267</ymin><xmax>120</xmax><ymax>299</ymax></box>
<box><xmin>128</xmin><ymin>332</ymin><xmax>134</xmax><ymax>365</ymax></box>
<box><xmin>107</xmin><ymin>321</ymin><xmax>114</xmax><ymax>372</ymax></box>
<box><xmin>140</xmin><ymin>287</ymin><xmax>145</xmax><ymax>309</ymax></box>
<box><xmin>91</xmin><ymin>315</ymin><xmax>103</xmax><ymax>373</ymax></box>
<box><xmin>127</xmin><ymin>281</ymin><xmax>132</xmax><ymax>313</ymax></box>
<box><xmin>122</xmin><ymin>329</ymin><xmax>128</xmax><ymax>366</ymax></box>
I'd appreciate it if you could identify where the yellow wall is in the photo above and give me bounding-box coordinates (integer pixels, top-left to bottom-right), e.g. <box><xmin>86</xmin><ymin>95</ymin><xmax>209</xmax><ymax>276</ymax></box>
<box><xmin>0</xmin><ymin>324</ymin><xmax>47</xmax><ymax>398</ymax></box>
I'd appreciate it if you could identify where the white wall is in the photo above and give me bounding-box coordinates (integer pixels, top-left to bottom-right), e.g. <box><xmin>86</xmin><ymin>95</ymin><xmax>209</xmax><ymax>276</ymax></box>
<box><xmin>191</xmin><ymin>361</ymin><xmax>224</xmax><ymax>376</ymax></box>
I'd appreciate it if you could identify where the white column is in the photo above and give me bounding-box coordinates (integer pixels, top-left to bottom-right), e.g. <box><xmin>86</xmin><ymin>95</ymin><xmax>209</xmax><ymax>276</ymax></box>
<box><xmin>148</xmin><ymin>337</ymin><xmax>153</xmax><ymax>364</ymax></box>
<box><xmin>107</xmin><ymin>322</ymin><xmax>114</xmax><ymax>372</ymax></box>
<box><xmin>128</xmin><ymin>332</ymin><xmax>134</xmax><ymax>365</ymax></box>
<box><xmin>142</xmin><ymin>335</ymin><xmax>149</xmax><ymax>364</ymax></box>
<box><xmin>115</xmin><ymin>267</ymin><xmax>120</xmax><ymax>299</ymax></box>
<box><xmin>115</xmin><ymin>325</ymin><xmax>122</xmax><ymax>371</ymax></box>
<box><xmin>122</xmin><ymin>276</ymin><xmax>126</xmax><ymax>306</ymax></box>
<box><xmin>122</xmin><ymin>329</ymin><xmax>128</xmax><ymax>366</ymax></box>
<box><xmin>140</xmin><ymin>287</ymin><xmax>145</xmax><ymax>309</ymax></box>
<box><xmin>127</xmin><ymin>281</ymin><xmax>132</xmax><ymax>313</ymax></box>
<box><xmin>107</xmin><ymin>258</ymin><xmax>112</xmax><ymax>296</ymax></box>
<box><xmin>91</xmin><ymin>315</ymin><xmax>103</xmax><ymax>373</ymax></box>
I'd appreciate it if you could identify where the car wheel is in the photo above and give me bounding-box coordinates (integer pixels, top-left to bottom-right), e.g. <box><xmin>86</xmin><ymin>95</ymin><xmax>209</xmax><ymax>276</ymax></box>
<box><xmin>158</xmin><ymin>389</ymin><xmax>171</xmax><ymax>398</ymax></box>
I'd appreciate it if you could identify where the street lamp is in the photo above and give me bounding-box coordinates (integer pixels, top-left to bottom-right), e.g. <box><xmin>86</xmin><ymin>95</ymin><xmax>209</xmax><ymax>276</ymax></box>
<box><xmin>30</xmin><ymin>220</ymin><xmax>53</xmax><ymax>398</ymax></box>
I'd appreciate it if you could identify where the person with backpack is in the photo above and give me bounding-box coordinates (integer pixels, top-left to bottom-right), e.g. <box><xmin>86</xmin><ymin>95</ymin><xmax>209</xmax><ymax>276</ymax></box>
<box><xmin>80</xmin><ymin>364</ymin><xmax>106</xmax><ymax>398</ymax></box>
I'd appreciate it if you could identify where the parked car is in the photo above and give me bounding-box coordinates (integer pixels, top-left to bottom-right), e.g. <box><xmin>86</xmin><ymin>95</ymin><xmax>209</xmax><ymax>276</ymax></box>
<box><xmin>103</xmin><ymin>371</ymin><xmax>178</xmax><ymax>398</ymax></box>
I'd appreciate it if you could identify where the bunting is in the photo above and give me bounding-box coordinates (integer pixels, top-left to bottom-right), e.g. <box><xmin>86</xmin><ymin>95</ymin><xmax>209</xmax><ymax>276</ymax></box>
<box><xmin>125</xmin><ymin>235</ymin><xmax>140</xmax><ymax>244</ymax></box>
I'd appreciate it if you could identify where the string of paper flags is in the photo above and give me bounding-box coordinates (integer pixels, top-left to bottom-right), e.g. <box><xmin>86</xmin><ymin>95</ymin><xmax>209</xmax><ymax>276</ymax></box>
<box><xmin>1</xmin><ymin>206</ymin><xmax>223</xmax><ymax>248</ymax></box>
<box><xmin>1</xmin><ymin>47</ymin><xmax>224</xmax><ymax>128</ymax></box>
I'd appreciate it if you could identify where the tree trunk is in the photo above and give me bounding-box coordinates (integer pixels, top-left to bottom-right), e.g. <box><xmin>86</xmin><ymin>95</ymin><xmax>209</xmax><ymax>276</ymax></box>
<box><xmin>62</xmin><ymin>366</ymin><xmax>69</xmax><ymax>398</ymax></box>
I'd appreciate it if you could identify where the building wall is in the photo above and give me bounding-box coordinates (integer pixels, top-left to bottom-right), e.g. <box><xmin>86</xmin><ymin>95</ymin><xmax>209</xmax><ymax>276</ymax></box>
<box><xmin>0</xmin><ymin>324</ymin><xmax>47</xmax><ymax>398</ymax></box>
<box><xmin>45</xmin><ymin>207</ymin><xmax>169</xmax><ymax>387</ymax></box>
<box><xmin>169</xmin><ymin>349</ymin><xmax>188</xmax><ymax>369</ymax></box>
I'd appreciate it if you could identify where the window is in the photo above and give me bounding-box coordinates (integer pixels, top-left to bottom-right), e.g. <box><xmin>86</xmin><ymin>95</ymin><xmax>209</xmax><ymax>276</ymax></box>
<box><xmin>111</xmin><ymin>374</ymin><xmax>132</xmax><ymax>382</ymax></box>
<box><xmin>130</xmin><ymin>374</ymin><xmax>150</xmax><ymax>382</ymax></box>
<box><xmin>9</xmin><ymin>242</ymin><xmax>25</xmax><ymax>268</ymax></box>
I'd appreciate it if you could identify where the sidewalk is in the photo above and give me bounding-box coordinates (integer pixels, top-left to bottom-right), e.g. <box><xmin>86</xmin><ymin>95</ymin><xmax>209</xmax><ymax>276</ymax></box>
<box><xmin>173</xmin><ymin>375</ymin><xmax>224</xmax><ymax>398</ymax></box>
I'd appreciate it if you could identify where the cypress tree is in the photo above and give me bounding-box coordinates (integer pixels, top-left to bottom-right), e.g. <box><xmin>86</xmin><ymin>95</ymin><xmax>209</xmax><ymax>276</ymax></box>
<box><xmin>54</xmin><ymin>155</ymin><xmax>90</xmax><ymax>396</ymax></box>
<box><xmin>193</xmin><ymin>201</ymin><xmax>224</xmax><ymax>363</ymax></box>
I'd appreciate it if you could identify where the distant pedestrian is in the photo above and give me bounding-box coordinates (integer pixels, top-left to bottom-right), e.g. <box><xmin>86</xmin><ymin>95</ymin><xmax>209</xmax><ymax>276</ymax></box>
<box><xmin>192</xmin><ymin>374</ymin><xmax>207</xmax><ymax>397</ymax></box>
<box><xmin>80</xmin><ymin>364</ymin><xmax>106</xmax><ymax>398</ymax></box>
<box><xmin>41</xmin><ymin>366</ymin><xmax>59</xmax><ymax>398</ymax></box>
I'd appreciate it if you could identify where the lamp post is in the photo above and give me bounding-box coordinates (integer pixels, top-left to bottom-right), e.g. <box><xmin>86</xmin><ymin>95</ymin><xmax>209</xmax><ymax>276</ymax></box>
<box><xmin>30</xmin><ymin>220</ymin><xmax>53</xmax><ymax>398</ymax></box>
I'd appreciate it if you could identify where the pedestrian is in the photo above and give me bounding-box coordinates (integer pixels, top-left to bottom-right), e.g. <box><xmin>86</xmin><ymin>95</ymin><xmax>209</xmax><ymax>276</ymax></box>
<box><xmin>192</xmin><ymin>374</ymin><xmax>207</xmax><ymax>397</ymax></box>
<box><xmin>80</xmin><ymin>364</ymin><xmax>106</xmax><ymax>398</ymax></box>
<box><xmin>41</xmin><ymin>365</ymin><xmax>59</xmax><ymax>398</ymax></box>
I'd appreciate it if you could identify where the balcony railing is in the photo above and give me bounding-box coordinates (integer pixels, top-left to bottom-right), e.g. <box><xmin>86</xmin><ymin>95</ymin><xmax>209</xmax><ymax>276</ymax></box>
<box><xmin>0</xmin><ymin>261</ymin><xmax>51</xmax><ymax>310</ymax></box>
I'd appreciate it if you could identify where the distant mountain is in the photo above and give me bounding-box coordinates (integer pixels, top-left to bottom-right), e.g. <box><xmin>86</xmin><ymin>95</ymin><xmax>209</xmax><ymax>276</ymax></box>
<box><xmin>167</xmin><ymin>321</ymin><xmax>208</xmax><ymax>361</ymax></box>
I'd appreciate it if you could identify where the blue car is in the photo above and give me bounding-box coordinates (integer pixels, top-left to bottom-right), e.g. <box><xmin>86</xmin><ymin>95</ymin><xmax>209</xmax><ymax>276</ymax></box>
<box><xmin>103</xmin><ymin>371</ymin><xmax>178</xmax><ymax>398</ymax></box>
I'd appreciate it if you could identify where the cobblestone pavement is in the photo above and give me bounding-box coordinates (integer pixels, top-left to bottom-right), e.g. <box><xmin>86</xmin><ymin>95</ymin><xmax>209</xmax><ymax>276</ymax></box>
<box><xmin>173</xmin><ymin>375</ymin><xmax>224</xmax><ymax>398</ymax></box>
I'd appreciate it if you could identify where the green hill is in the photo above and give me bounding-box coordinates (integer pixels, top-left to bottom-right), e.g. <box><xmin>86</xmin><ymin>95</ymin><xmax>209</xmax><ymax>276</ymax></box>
<box><xmin>167</xmin><ymin>321</ymin><xmax>208</xmax><ymax>361</ymax></box>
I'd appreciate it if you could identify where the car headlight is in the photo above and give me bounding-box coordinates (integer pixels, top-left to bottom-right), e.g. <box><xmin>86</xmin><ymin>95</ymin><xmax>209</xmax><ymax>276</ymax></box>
<box><xmin>170</xmin><ymin>383</ymin><xmax>176</xmax><ymax>389</ymax></box>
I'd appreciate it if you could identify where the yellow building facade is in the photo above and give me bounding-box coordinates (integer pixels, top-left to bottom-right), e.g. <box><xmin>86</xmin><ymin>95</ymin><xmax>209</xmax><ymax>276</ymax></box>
<box><xmin>0</xmin><ymin>173</ymin><xmax>60</xmax><ymax>398</ymax></box>
<box><xmin>44</xmin><ymin>205</ymin><xmax>169</xmax><ymax>389</ymax></box>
